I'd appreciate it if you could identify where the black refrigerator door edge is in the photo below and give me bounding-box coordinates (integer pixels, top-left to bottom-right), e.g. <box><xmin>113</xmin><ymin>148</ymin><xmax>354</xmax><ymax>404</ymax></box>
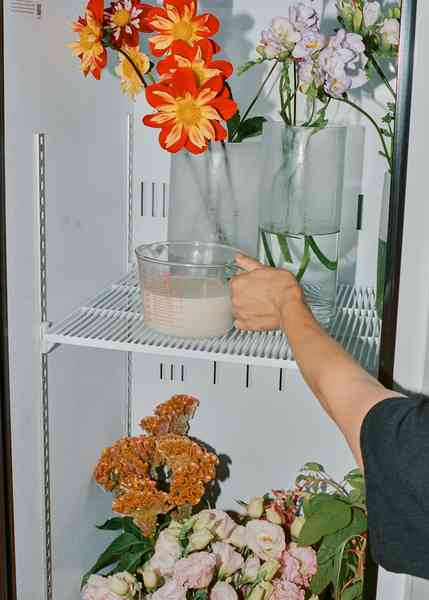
<box><xmin>379</xmin><ymin>0</ymin><xmax>418</xmax><ymax>389</ymax></box>
<box><xmin>0</xmin><ymin>2</ymin><xmax>17</xmax><ymax>599</ymax></box>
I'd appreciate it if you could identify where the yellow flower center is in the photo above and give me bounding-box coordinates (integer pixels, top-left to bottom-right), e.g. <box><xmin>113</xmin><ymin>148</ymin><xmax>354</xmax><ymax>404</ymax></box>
<box><xmin>171</xmin><ymin>20</ymin><xmax>196</xmax><ymax>43</ymax></box>
<box><xmin>113</xmin><ymin>8</ymin><xmax>131</xmax><ymax>27</ymax></box>
<box><xmin>80</xmin><ymin>25</ymin><xmax>100</xmax><ymax>50</ymax></box>
<box><xmin>175</xmin><ymin>95</ymin><xmax>202</xmax><ymax>127</ymax></box>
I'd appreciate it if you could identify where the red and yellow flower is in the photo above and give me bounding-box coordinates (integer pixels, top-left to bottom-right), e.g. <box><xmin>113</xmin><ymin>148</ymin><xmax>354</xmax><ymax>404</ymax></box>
<box><xmin>143</xmin><ymin>69</ymin><xmax>237</xmax><ymax>154</ymax></box>
<box><xmin>157</xmin><ymin>39</ymin><xmax>233</xmax><ymax>86</ymax></box>
<box><xmin>144</xmin><ymin>0</ymin><xmax>219</xmax><ymax>57</ymax></box>
<box><xmin>115</xmin><ymin>46</ymin><xmax>150</xmax><ymax>99</ymax></box>
<box><xmin>70</xmin><ymin>0</ymin><xmax>107</xmax><ymax>80</ymax></box>
<box><xmin>105</xmin><ymin>0</ymin><xmax>153</xmax><ymax>47</ymax></box>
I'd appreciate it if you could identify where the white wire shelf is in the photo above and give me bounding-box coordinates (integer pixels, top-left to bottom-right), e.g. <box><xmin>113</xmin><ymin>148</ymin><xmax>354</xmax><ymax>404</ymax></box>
<box><xmin>44</xmin><ymin>271</ymin><xmax>380</xmax><ymax>370</ymax></box>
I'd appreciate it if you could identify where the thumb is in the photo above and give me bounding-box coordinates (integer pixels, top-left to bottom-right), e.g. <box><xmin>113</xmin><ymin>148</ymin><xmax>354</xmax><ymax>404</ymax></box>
<box><xmin>235</xmin><ymin>253</ymin><xmax>264</xmax><ymax>272</ymax></box>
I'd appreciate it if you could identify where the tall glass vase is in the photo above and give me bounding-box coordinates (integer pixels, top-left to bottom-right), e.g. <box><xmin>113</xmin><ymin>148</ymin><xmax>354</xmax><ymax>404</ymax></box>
<box><xmin>168</xmin><ymin>141</ymin><xmax>262</xmax><ymax>257</ymax></box>
<box><xmin>259</xmin><ymin>123</ymin><xmax>347</xmax><ymax>327</ymax></box>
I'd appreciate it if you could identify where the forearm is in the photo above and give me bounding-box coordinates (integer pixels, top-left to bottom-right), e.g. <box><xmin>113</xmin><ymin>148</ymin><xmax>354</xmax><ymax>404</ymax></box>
<box><xmin>280</xmin><ymin>300</ymin><xmax>399</xmax><ymax>467</ymax></box>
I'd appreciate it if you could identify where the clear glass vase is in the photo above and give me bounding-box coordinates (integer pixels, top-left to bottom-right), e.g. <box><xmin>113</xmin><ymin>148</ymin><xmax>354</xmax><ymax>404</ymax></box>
<box><xmin>168</xmin><ymin>141</ymin><xmax>262</xmax><ymax>257</ymax></box>
<box><xmin>259</xmin><ymin>123</ymin><xmax>347</xmax><ymax>327</ymax></box>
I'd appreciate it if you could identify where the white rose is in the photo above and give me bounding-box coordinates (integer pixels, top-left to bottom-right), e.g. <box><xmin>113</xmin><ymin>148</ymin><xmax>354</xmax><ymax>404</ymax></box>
<box><xmin>226</xmin><ymin>525</ymin><xmax>247</xmax><ymax>549</ymax></box>
<box><xmin>265</xmin><ymin>507</ymin><xmax>282</xmax><ymax>525</ymax></box>
<box><xmin>247</xmin><ymin>581</ymin><xmax>273</xmax><ymax>600</ymax></box>
<box><xmin>259</xmin><ymin>559</ymin><xmax>281</xmax><ymax>581</ymax></box>
<box><xmin>187</xmin><ymin>528</ymin><xmax>214</xmax><ymax>551</ymax></box>
<box><xmin>142</xmin><ymin>565</ymin><xmax>159</xmax><ymax>590</ymax></box>
<box><xmin>247</xmin><ymin>497</ymin><xmax>264</xmax><ymax>519</ymax></box>
<box><xmin>245</xmin><ymin>520</ymin><xmax>286</xmax><ymax>561</ymax></box>
<box><xmin>150</xmin><ymin>530</ymin><xmax>183</xmax><ymax>577</ymax></box>
<box><xmin>212</xmin><ymin>542</ymin><xmax>244</xmax><ymax>578</ymax></box>
<box><xmin>107</xmin><ymin>572</ymin><xmax>141</xmax><ymax>597</ymax></box>
<box><xmin>241</xmin><ymin>555</ymin><xmax>261</xmax><ymax>583</ymax></box>
<box><xmin>290</xmin><ymin>516</ymin><xmax>306</xmax><ymax>540</ymax></box>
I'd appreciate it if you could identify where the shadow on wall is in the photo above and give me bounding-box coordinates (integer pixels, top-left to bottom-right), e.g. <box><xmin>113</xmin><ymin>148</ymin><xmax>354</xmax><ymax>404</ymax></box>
<box><xmin>200</xmin><ymin>0</ymin><xmax>276</xmax><ymax>119</ymax></box>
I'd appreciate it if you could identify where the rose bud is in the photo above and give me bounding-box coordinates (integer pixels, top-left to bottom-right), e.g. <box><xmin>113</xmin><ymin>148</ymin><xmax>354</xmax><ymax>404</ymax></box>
<box><xmin>265</xmin><ymin>507</ymin><xmax>282</xmax><ymax>525</ymax></box>
<box><xmin>187</xmin><ymin>528</ymin><xmax>214</xmax><ymax>551</ymax></box>
<box><xmin>290</xmin><ymin>516</ymin><xmax>305</xmax><ymax>540</ymax></box>
<box><xmin>259</xmin><ymin>559</ymin><xmax>280</xmax><ymax>581</ymax></box>
<box><xmin>247</xmin><ymin>497</ymin><xmax>264</xmax><ymax>519</ymax></box>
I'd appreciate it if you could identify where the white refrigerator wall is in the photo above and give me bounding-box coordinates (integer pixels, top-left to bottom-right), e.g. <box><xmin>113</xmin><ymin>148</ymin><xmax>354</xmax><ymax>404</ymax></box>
<box><xmin>3</xmin><ymin>2</ymin><xmax>408</xmax><ymax>600</ymax></box>
<box><xmin>5</xmin><ymin>1</ymin><xmax>130</xmax><ymax>599</ymax></box>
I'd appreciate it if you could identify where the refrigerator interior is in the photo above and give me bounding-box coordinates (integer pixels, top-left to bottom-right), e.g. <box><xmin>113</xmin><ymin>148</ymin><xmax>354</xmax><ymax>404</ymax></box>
<box><xmin>3</xmin><ymin>0</ymin><xmax>415</xmax><ymax>599</ymax></box>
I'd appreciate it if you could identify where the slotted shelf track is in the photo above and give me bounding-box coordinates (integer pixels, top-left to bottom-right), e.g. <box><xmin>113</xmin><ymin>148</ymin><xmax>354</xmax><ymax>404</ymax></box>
<box><xmin>44</xmin><ymin>270</ymin><xmax>380</xmax><ymax>370</ymax></box>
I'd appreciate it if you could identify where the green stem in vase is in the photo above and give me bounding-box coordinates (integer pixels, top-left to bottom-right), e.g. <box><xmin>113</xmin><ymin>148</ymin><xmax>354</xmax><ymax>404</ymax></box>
<box><xmin>296</xmin><ymin>236</ymin><xmax>311</xmax><ymax>282</ymax></box>
<box><xmin>277</xmin><ymin>234</ymin><xmax>293</xmax><ymax>263</ymax></box>
<box><xmin>308</xmin><ymin>236</ymin><xmax>338</xmax><ymax>270</ymax></box>
<box><xmin>261</xmin><ymin>230</ymin><xmax>276</xmax><ymax>267</ymax></box>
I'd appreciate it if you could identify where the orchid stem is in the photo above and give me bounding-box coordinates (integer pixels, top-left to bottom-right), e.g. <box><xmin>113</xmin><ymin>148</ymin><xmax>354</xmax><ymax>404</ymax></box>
<box><xmin>234</xmin><ymin>61</ymin><xmax>278</xmax><ymax>139</ymax></box>
<box><xmin>369</xmin><ymin>54</ymin><xmax>396</xmax><ymax>100</ymax></box>
<box><xmin>332</xmin><ymin>94</ymin><xmax>393</xmax><ymax>171</ymax></box>
<box><xmin>116</xmin><ymin>47</ymin><xmax>148</xmax><ymax>89</ymax></box>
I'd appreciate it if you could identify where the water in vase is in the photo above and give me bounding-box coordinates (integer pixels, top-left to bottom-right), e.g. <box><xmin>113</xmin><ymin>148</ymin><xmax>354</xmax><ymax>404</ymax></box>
<box><xmin>259</xmin><ymin>228</ymin><xmax>340</xmax><ymax>328</ymax></box>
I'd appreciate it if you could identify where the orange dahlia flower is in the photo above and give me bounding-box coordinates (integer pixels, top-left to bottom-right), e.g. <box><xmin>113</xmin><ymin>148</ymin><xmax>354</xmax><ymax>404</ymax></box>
<box><xmin>143</xmin><ymin>70</ymin><xmax>237</xmax><ymax>154</ymax></box>
<box><xmin>105</xmin><ymin>0</ymin><xmax>153</xmax><ymax>47</ymax></box>
<box><xmin>158</xmin><ymin>39</ymin><xmax>233</xmax><ymax>86</ymax></box>
<box><xmin>145</xmin><ymin>0</ymin><xmax>219</xmax><ymax>57</ymax></box>
<box><xmin>70</xmin><ymin>1</ymin><xmax>107</xmax><ymax>80</ymax></box>
<box><xmin>115</xmin><ymin>45</ymin><xmax>150</xmax><ymax>99</ymax></box>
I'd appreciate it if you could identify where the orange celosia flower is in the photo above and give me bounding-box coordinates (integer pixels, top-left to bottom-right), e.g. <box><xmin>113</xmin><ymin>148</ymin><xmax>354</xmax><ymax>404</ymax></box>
<box><xmin>158</xmin><ymin>40</ymin><xmax>233</xmax><ymax>86</ymax></box>
<box><xmin>105</xmin><ymin>0</ymin><xmax>153</xmax><ymax>47</ymax></box>
<box><xmin>145</xmin><ymin>0</ymin><xmax>219</xmax><ymax>57</ymax></box>
<box><xmin>70</xmin><ymin>2</ymin><xmax>107</xmax><ymax>80</ymax></box>
<box><xmin>143</xmin><ymin>69</ymin><xmax>237</xmax><ymax>154</ymax></box>
<box><xmin>115</xmin><ymin>45</ymin><xmax>150</xmax><ymax>99</ymax></box>
<box><xmin>93</xmin><ymin>395</ymin><xmax>218</xmax><ymax>537</ymax></box>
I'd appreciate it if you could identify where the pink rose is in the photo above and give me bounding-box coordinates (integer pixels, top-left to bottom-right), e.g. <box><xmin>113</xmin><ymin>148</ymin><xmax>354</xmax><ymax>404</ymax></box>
<box><xmin>210</xmin><ymin>582</ymin><xmax>238</xmax><ymax>600</ymax></box>
<box><xmin>270</xmin><ymin>580</ymin><xmax>305</xmax><ymax>600</ymax></box>
<box><xmin>242</xmin><ymin>555</ymin><xmax>261</xmax><ymax>583</ymax></box>
<box><xmin>245</xmin><ymin>520</ymin><xmax>286</xmax><ymax>561</ymax></box>
<box><xmin>174</xmin><ymin>552</ymin><xmax>217</xmax><ymax>589</ymax></box>
<box><xmin>212</xmin><ymin>542</ymin><xmax>244</xmax><ymax>578</ymax></box>
<box><xmin>208</xmin><ymin>510</ymin><xmax>236</xmax><ymax>540</ymax></box>
<box><xmin>81</xmin><ymin>575</ymin><xmax>122</xmax><ymax>600</ymax></box>
<box><xmin>150</xmin><ymin>530</ymin><xmax>183</xmax><ymax>577</ymax></box>
<box><xmin>151</xmin><ymin>579</ymin><xmax>187</xmax><ymax>600</ymax></box>
<box><xmin>280</xmin><ymin>551</ymin><xmax>303</xmax><ymax>586</ymax></box>
<box><xmin>288</xmin><ymin>543</ymin><xmax>318</xmax><ymax>586</ymax></box>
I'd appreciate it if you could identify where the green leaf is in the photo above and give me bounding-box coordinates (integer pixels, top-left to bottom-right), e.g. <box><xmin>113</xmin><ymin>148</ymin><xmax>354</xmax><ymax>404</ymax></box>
<box><xmin>111</xmin><ymin>549</ymin><xmax>151</xmax><ymax>575</ymax></box>
<box><xmin>81</xmin><ymin>532</ymin><xmax>144</xmax><ymax>587</ymax></box>
<box><xmin>193</xmin><ymin>590</ymin><xmax>209</xmax><ymax>600</ymax></box>
<box><xmin>123</xmin><ymin>517</ymin><xmax>146</xmax><ymax>539</ymax></box>
<box><xmin>342</xmin><ymin>581</ymin><xmax>363</xmax><ymax>600</ymax></box>
<box><xmin>96</xmin><ymin>517</ymin><xmax>127</xmax><ymax>531</ymax></box>
<box><xmin>333</xmin><ymin>540</ymin><xmax>348</xmax><ymax>597</ymax></box>
<box><xmin>234</xmin><ymin>116</ymin><xmax>266</xmax><ymax>143</ymax></box>
<box><xmin>237</xmin><ymin>60</ymin><xmax>261</xmax><ymax>76</ymax></box>
<box><xmin>310</xmin><ymin>560</ymin><xmax>335</xmax><ymax>595</ymax></box>
<box><xmin>303</xmin><ymin>462</ymin><xmax>325</xmax><ymax>472</ymax></box>
<box><xmin>317</xmin><ymin>509</ymin><xmax>367</xmax><ymax>565</ymax></box>
<box><xmin>298</xmin><ymin>498</ymin><xmax>352</xmax><ymax>546</ymax></box>
<box><xmin>227</xmin><ymin>111</ymin><xmax>241</xmax><ymax>141</ymax></box>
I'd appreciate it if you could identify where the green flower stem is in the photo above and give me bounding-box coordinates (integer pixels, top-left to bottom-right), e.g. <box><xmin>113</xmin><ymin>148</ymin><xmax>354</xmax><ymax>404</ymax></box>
<box><xmin>261</xmin><ymin>230</ymin><xmax>276</xmax><ymax>267</ymax></box>
<box><xmin>296</xmin><ymin>236</ymin><xmax>311</xmax><ymax>282</ymax></box>
<box><xmin>369</xmin><ymin>54</ymin><xmax>396</xmax><ymax>100</ymax></box>
<box><xmin>116</xmin><ymin>47</ymin><xmax>148</xmax><ymax>88</ymax></box>
<box><xmin>308</xmin><ymin>236</ymin><xmax>338</xmax><ymax>270</ymax></box>
<box><xmin>277</xmin><ymin>234</ymin><xmax>293</xmax><ymax>263</ymax></box>
<box><xmin>233</xmin><ymin>61</ymin><xmax>278</xmax><ymax>140</ymax></box>
<box><xmin>333</xmin><ymin>94</ymin><xmax>393</xmax><ymax>171</ymax></box>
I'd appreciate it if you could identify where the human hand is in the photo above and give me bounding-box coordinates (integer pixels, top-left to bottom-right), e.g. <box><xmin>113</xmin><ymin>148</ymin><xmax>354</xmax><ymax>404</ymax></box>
<box><xmin>230</xmin><ymin>254</ymin><xmax>305</xmax><ymax>331</ymax></box>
